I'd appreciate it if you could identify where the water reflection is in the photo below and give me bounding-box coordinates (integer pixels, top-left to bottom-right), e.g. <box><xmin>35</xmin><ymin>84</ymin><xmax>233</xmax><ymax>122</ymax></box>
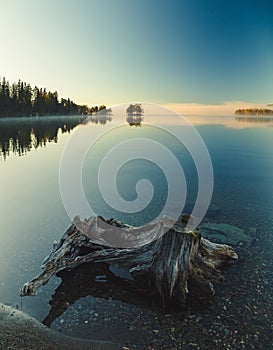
<box><xmin>0</xmin><ymin>114</ymin><xmax>114</xmax><ymax>160</ymax></box>
<box><xmin>235</xmin><ymin>116</ymin><xmax>273</xmax><ymax>124</ymax></box>
<box><xmin>126</xmin><ymin>115</ymin><xmax>143</xmax><ymax>127</ymax></box>
<box><xmin>0</xmin><ymin>117</ymin><xmax>87</xmax><ymax>159</ymax></box>
<box><xmin>42</xmin><ymin>263</ymin><xmax>156</xmax><ymax>327</ymax></box>
<box><xmin>43</xmin><ymin>254</ymin><xmax>214</xmax><ymax>327</ymax></box>
<box><xmin>5</xmin><ymin>113</ymin><xmax>271</xmax><ymax>161</ymax></box>
<box><xmin>85</xmin><ymin>114</ymin><xmax>112</xmax><ymax>125</ymax></box>
<box><xmin>183</xmin><ymin>115</ymin><xmax>273</xmax><ymax>128</ymax></box>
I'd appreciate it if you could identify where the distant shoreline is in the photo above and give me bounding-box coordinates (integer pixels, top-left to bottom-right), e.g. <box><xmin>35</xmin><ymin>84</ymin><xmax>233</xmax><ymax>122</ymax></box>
<box><xmin>0</xmin><ymin>111</ymin><xmax>107</xmax><ymax>119</ymax></box>
<box><xmin>0</xmin><ymin>114</ymin><xmax>89</xmax><ymax>120</ymax></box>
<box><xmin>235</xmin><ymin>108</ymin><xmax>273</xmax><ymax>116</ymax></box>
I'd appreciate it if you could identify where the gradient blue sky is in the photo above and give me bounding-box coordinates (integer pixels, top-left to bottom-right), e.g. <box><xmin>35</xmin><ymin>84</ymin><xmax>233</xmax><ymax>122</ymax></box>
<box><xmin>1</xmin><ymin>0</ymin><xmax>273</xmax><ymax>106</ymax></box>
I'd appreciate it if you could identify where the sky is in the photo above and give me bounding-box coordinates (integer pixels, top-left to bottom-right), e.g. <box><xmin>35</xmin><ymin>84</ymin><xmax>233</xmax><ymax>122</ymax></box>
<box><xmin>1</xmin><ymin>0</ymin><xmax>273</xmax><ymax>110</ymax></box>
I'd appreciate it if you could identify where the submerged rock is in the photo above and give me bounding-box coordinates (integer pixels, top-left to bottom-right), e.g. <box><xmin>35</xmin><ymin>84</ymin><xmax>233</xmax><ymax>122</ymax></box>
<box><xmin>0</xmin><ymin>303</ymin><xmax>114</xmax><ymax>350</ymax></box>
<box><xmin>199</xmin><ymin>222</ymin><xmax>253</xmax><ymax>245</ymax></box>
<box><xmin>183</xmin><ymin>203</ymin><xmax>220</xmax><ymax>219</ymax></box>
<box><xmin>205</xmin><ymin>204</ymin><xmax>221</xmax><ymax>218</ymax></box>
<box><xmin>246</xmin><ymin>226</ymin><xmax>258</xmax><ymax>237</ymax></box>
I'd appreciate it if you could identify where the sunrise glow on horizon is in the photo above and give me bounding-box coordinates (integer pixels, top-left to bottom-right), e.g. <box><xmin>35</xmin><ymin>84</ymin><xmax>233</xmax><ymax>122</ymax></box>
<box><xmin>1</xmin><ymin>0</ymin><xmax>273</xmax><ymax>109</ymax></box>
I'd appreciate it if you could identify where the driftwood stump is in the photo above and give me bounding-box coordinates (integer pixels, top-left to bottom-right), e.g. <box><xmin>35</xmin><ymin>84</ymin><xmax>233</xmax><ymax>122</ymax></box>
<box><xmin>20</xmin><ymin>215</ymin><xmax>238</xmax><ymax>310</ymax></box>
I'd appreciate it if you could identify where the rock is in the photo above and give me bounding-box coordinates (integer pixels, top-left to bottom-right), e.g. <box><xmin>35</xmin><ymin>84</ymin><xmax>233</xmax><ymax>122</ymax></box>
<box><xmin>205</xmin><ymin>204</ymin><xmax>221</xmax><ymax>218</ymax></box>
<box><xmin>0</xmin><ymin>303</ymin><xmax>114</xmax><ymax>350</ymax></box>
<box><xmin>183</xmin><ymin>203</ymin><xmax>220</xmax><ymax>219</ymax></box>
<box><xmin>246</xmin><ymin>227</ymin><xmax>257</xmax><ymax>236</ymax></box>
<box><xmin>199</xmin><ymin>223</ymin><xmax>253</xmax><ymax>245</ymax></box>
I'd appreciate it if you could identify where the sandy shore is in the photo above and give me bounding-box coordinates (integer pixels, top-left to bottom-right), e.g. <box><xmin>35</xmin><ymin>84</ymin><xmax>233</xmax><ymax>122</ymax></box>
<box><xmin>0</xmin><ymin>304</ymin><xmax>115</xmax><ymax>350</ymax></box>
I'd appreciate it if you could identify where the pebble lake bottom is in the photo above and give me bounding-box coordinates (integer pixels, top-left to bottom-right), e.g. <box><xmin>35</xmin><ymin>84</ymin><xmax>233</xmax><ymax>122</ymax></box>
<box><xmin>0</xmin><ymin>114</ymin><xmax>272</xmax><ymax>349</ymax></box>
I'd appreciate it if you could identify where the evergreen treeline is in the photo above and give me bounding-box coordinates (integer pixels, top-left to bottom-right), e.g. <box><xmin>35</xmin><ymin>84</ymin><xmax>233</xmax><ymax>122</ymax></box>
<box><xmin>0</xmin><ymin>77</ymin><xmax>106</xmax><ymax>117</ymax></box>
<box><xmin>235</xmin><ymin>108</ymin><xmax>273</xmax><ymax>116</ymax></box>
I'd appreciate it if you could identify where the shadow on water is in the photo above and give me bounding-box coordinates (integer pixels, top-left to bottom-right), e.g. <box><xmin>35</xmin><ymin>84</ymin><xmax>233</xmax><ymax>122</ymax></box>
<box><xmin>42</xmin><ymin>257</ymin><xmax>219</xmax><ymax>329</ymax></box>
<box><xmin>42</xmin><ymin>263</ymin><xmax>163</xmax><ymax>328</ymax></box>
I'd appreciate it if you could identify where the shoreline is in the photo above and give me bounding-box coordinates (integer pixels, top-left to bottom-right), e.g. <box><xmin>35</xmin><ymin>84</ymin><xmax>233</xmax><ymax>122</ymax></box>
<box><xmin>0</xmin><ymin>303</ymin><xmax>114</xmax><ymax>350</ymax></box>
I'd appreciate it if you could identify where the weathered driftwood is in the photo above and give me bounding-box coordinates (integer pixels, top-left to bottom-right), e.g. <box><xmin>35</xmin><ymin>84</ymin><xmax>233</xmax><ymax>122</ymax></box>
<box><xmin>20</xmin><ymin>215</ymin><xmax>238</xmax><ymax>309</ymax></box>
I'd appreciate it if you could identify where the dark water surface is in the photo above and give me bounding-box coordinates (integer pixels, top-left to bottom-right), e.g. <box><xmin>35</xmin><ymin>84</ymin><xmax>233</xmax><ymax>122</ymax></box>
<box><xmin>0</xmin><ymin>113</ymin><xmax>272</xmax><ymax>349</ymax></box>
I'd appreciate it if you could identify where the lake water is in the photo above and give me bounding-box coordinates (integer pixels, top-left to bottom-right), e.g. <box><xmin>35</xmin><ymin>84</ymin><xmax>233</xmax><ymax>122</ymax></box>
<box><xmin>0</xmin><ymin>109</ymin><xmax>272</xmax><ymax>349</ymax></box>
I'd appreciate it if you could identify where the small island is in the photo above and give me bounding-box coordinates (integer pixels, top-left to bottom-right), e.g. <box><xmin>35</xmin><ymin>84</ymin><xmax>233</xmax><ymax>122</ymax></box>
<box><xmin>126</xmin><ymin>103</ymin><xmax>144</xmax><ymax>127</ymax></box>
<box><xmin>235</xmin><ymin>108</ymin><xmax>273</xmax><ymax>116</ymax></box>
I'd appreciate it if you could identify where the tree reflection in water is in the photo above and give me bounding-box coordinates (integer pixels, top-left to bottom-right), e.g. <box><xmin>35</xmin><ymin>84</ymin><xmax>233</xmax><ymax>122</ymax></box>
<box><xmin>0</xmin><ymin>114</ymin><xmax>113</xmax><ymax>159</ymax></box>
<box><xmin>235</xmin><ymin>116</ymin><xmax>273</xmax><ymax>124</ymax></box>
<box><xmin>126</xmin><ymin>115</ymin><xmax>143</xmax><ymax>127</ymax></box>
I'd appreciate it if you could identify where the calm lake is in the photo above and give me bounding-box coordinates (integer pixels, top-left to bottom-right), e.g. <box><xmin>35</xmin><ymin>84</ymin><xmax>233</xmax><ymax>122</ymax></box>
<box><xmin>0</xmin><ymin>108</ymin><xmax>272</xmax><ymax>348</ymax></box>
